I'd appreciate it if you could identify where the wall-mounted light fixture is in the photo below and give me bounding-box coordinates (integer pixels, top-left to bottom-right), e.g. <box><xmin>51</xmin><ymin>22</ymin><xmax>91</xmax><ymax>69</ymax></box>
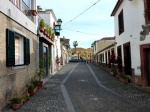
<box><xmin>54</xmin><ymin>19</ymin><xmax>62</xmax><ymax>36</ymax></box>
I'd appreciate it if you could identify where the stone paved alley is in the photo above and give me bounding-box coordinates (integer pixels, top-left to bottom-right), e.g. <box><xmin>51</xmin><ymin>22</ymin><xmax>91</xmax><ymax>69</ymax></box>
<box><xmin>3</xmin><ymin>63</ymin><xmax>150</xmax><ymax>112</ymax></box>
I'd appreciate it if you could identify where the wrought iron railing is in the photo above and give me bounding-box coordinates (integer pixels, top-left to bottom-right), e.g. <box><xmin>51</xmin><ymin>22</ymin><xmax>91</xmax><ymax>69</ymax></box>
<box><xmin>9</xmin><ymin>0</ymin><xmax>34</xmax><ymax>22</ymax></box>
<box><xmin>22</xmin><ymin>1</ymin><xmax>34</xmax><ymax>22</ymax></box>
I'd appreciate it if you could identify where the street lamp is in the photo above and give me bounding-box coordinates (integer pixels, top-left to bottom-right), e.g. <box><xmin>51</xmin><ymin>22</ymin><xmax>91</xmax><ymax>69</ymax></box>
<box><xmin>54</xmin><ymin>19</ymin><xmax>62</xmax><ymax>36</ymax></box>
<box><xmin>57</xmin><ymin>19</ymin><xmax>62</xmax><ymax>26</ymax></box>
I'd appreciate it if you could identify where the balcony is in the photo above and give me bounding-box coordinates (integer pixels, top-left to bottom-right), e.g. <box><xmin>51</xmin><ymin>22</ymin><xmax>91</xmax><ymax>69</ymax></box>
<box><xmin>9</xmin><ymin>0</ymin><xmax>36</xmax><ymax>23</ymax></box>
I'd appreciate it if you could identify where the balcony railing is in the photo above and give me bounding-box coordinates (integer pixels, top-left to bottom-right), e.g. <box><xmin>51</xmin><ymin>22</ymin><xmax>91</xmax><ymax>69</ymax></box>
<box><xmin>22</xmin><ymin>1</ymin><xmax>34</xmax><ymax>22</ymax></box>
<box><xmin>9</xmin><ymin>0</ymin><xmax>34</xmax><ymax>22</ymax></box>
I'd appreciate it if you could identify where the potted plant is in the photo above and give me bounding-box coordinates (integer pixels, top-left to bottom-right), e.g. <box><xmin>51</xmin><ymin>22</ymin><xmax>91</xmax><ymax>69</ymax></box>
<box><xmin>56</xmin><ymin>55</ymin><xmax>60</xmax><ymax>64</ymax></box>
<box><xmin>44</xmin><ymin>23</ymin><xmax>48</xmax><ymax>35</ymax></box>
<box><xmin>31</xmin><ymin>78</ymin><xmax>39</xmax><ymax>92</ymax></box>
<box><xmin>27</xmin><ymin>83</ymin><xmax>35</xmax><ymax>96</ymax></box>
<box><xmin>119</xmin><ymin>74</ymin><xmax>129</xmax><ymax>84</ymax></box>
<box><xmin>109</xmin><ymin>53</ymin><xmax>117</xmax><ymax>76</ymax></box>
<box><xmin>21</xmin><ymin>92</ymin><xmax>30</xmax><ymax>103</ymax></box>
<box><xmin>45</xmin><ymin>24</ymin><xmax>51</xmax><ymax>37</ymax></box>
<box><xmin>31</xmin><ymin>10</ymin><xmax>37</xmax><ymax>16</ymax></box>
<box><xmin>48</xmin><ymin>26</ymin><xmax>52</xmax><ymax>38</ymax></box>
<box><xmin>9</xmin><ymin>97</ymin><xmax>23</xmax><ymax>110</ymax></box>
<box><xmin>39</xmin><ymin>19</ymin><xmax>45</xmax><ymax>32</ymax></box>
<box><xmin>51</xmin><ymin>32</ymin><xmax>55</xmax><ymax>41</ymax></box>
<box><xmin>34</xmin><ymin>59</ymin><xmax>45</xmax><ymax>88</ymax></box>
<box><xmin>35</xmin><ymin>68</ymin><xmax>44</xmax><ymax>87</ymax></box>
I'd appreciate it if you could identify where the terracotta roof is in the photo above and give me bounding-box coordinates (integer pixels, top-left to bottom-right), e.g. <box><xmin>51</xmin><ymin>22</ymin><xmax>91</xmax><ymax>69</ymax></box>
<box><xmin>100</xmin><ymin>37</ymin><xmax>115</xmax><ymax>40</ymax></box>
<box><xmin>111</xmin><ymin>0</ymin><xmax>123</xmax><ymax>16</ymax></box>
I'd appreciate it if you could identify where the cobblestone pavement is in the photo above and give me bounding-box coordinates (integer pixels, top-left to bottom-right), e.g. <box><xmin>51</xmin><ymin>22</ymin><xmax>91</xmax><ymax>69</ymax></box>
<box><xmin>2</xmin><ymin>63</ymin><xmax>150</xmax><ymax>112</ymax></box>
<box><xmin>65</xmin><ymin>63</ymin><xmax>150</xmax><ymax>112</ymax></box>
<box><xmin>88</xmin><ymin>63</ymin><xmax>150</xmax><ymax>108</ymax></box>
<box><xmin>2</xmin><ymin>63</ymin><xmax>76</xmax><ymax>112</ymax></box>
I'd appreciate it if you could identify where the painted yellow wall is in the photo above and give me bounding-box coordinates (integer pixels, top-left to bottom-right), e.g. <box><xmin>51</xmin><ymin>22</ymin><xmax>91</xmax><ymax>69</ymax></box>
<box><xmin>71</xmin><ymin>48</ymin><xmax>93</xmax><ymax>60</ymax></box>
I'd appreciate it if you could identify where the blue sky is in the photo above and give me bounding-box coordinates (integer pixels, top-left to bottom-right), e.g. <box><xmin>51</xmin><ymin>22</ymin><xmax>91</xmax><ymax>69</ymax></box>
<box><xmin>37</xmin><ymin>0</ymin><xmax>118</xmax><ymax>48</ymax></box>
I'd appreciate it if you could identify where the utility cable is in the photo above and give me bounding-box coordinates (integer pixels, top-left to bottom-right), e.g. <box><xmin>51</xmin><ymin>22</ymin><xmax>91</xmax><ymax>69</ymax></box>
<box><xmin>62</xmin><ymin>0</ymin><xmax>100</xmax><ymax>27</ymax></box>
<box><xmin>63</xmin><ymin>28</ymin><xmax>101</xmax><ymax>36</ymax></box>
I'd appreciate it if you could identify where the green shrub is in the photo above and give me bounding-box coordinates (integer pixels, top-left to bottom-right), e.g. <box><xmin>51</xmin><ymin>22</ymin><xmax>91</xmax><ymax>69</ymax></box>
<box><xmin>40</xmin><ymin>19</ymin><xmax>44</xmax><ymax>27</ymax></box>
<box><xmin>27</xmin><ymin>84</ymin><xmax>35</xmax><ymax>90</ymax></box>
<box><xmin>9</xmin><ymin>97</ymin><xmax>22</xmax><ymax>104</ymax></box>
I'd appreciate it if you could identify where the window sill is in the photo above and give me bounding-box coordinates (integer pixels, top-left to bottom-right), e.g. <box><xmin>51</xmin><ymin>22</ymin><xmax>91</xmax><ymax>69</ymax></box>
<box><xmin>12</xmin><ymin>65</ymin><xmax>26</xmax><ymax>69</ymax></box>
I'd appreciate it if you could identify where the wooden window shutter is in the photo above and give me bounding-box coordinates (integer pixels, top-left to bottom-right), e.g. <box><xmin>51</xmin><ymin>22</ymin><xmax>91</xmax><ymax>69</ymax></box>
<box><xmin>24</xmin><ymin>37</ymin><xmax>30</xmax><ymax>65</ymax></box>
<box><xmin>6</xmin><ymin>29</ymin><xmax>15</xmax><ymax>66</ymax></box>
<box><xmin>147</xmin><ymin>0</ymin><xmax>150</xmax><ymax>21</ymax></box>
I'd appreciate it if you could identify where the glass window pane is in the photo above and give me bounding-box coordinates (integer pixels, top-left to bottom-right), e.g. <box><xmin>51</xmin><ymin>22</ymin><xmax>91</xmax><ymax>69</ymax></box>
<box><xmin>23</xmin><ymin>0</ymin><xmax>30</xmax><ymax>8</ymax></box>
<box><xmin>15</xmin><ymin>35</ymin><xmax>24</xmax><ymax>65</ymax></box>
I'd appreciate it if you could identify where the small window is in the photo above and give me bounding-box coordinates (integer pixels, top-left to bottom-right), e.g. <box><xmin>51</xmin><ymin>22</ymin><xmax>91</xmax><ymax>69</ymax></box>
<box><xmin>15</xmin><ymin>35</ymin><xmax>24</xmax><ymax>65</ymax></box>
<box><xmin>16</xmin><ymin>0</ymin><xmax>20</xmax><ymax>8</ymax></box>
<box><xmin>6</xmin><ymin>29</ymin><xmax>30</xmax><ymax>66</ymax></box>
<box><xmin>118</xmin><ymin>10</ymin><xmax>124</xmax><ymax>35</ymax></box>
<box><xmin>146</xmin><ymin>0</ymin><xmax>150</xmax><ymax>23</ymax></box>
<box><xmin>10</xmin><ymin>0</ymin><xmax>20</xmax><ymax>8</ymax></box>
<box><xmin>23</xmin><ymin>0</ymin><xmax>31</xmax><ymax>9</ymax></box>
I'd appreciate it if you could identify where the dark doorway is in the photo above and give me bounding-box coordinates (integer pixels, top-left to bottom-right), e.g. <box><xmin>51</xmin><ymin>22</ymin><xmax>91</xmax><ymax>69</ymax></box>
<box><xmin>123</xmin><ymin>42</ymin><xmax>131</xmax><ymax>75</ymax></box>
<box><xmin>147</xmin><ymin>50</ymin><xmax>150</xmax><ymax>86</ymax></box>
<box><xmin>108</xmin><ymin>50</ymin><xmax>111</xmax><ymax>68</ymax></box>
<box><xmin>43</xmin><ymin>46</ymin><xmax>48</xmax><ymax>78</ymax></box>
<box><xmin>105</xmin><ymin>51</ymin><xmax>107</xmax><ymax>66</ymax></box>
<box><xmin>117</xmin><ymin>46</ymin><xmax>122</xmax><ymax>72</ymax></box>
<box><xmin>111</xmin><ymin>48</ymin><xmax>114</xmax><ymax>54</ymax></box>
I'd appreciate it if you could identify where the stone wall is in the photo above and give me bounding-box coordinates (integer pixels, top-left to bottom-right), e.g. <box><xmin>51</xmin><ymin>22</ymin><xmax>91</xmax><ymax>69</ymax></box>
<box><xmin>0</xmin><ymin>12</ymin><xmax>37</xmax><ymax>110</ymax></box>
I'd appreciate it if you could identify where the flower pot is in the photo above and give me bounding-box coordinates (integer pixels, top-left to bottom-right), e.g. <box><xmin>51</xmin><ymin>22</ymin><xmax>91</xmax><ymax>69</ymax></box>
<box><xmin>34</xmin><ymin>86</ymin><xmax>38</xmax><ymax>93</ymax></box>
<box><xmin>46</xmin><ymin>33</ymin><xmax>49</xmax><ymax>37</ymax></box>
<box><xmin>39</xmin><ymin>27</ymin><xmax>44</xmax><ymax>32</ymax></box>
<box><xmin>119</xmin><ymin>77</ymin><xmax>128</xmax><ymax>84</ymax></box>
<box><xmin>23</xmin><ymin>98</ymin><xmax>29</xmax><ymax>104</ymax></box>
<box><xmin>28</xmin><ymin>89</ymin><xmax>35</xmax><ymax>96</ymax></box>
<box><xmin>44</xmin><ymin>30</ymin><xmax>47</xmax><ymax>35</ymax></box>
<box><xmin>11</xmin><ymin>101</ymin><xmax>23</xmax><ymax>110</ymax></box>
<box><xmin>38</xmin><ymin>81</ymin><xmax>43</xmax><ymax>88</ymax></box>
<box><xmin>31</xmin><ymin>10</ymin><xmax>37</xmax><ymax>16</ymax></box>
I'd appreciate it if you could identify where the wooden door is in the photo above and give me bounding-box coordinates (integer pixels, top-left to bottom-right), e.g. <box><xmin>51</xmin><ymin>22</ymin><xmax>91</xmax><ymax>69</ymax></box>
<box><xmin>147</xmin><ymin>50</ymin><xmax>150</xmax><ymax>85</ymax></box>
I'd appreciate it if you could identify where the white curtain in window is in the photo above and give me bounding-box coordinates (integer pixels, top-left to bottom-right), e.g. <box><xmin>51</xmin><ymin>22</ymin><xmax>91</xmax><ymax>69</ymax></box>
<box><xmin>15</xmin><ymin>36</ymin><xmax>24</xmax><ymax>65</ymax></box>
<box><xmin>15</xmin><ymin>37</ymin><xmax>20</xmax><ymax>65</ymax></box>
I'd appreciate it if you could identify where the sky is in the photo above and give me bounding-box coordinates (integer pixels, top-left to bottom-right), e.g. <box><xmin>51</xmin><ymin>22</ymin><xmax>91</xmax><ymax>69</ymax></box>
<box><xmin>37</xmin><ymin>0</ymin><xmax>118</xmax><ymax>49</ymax></box>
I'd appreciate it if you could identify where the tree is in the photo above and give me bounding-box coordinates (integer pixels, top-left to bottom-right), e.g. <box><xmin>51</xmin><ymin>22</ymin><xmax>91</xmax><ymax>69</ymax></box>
<box><xmin>73</xmin><ymin>41</ymin><xmax>78</xmax><ymax>54</ymax></box>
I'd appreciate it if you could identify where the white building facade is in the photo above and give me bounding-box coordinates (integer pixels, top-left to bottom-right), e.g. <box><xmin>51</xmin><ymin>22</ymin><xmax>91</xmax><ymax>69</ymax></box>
<box><xmin>111</xmin><ymin>0</ymin><xmax>150</xmax><ymax>86</ymax></box>
<box><xmin>38</xmin><ymin>7</ymin><xmax>62</xmax><ymax>74</ymax></box>
<box><xmin>93</xmin><ymin>37</ymin><xmax>115</xmax><ymax>65</ymax></box>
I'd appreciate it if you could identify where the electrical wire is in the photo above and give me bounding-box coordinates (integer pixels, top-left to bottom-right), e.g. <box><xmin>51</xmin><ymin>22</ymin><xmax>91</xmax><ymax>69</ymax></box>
<box><xmin>62</xmin><ymin>0</ymin><xmax>100</xmax><ymax>27</ymax></box>
<box><xmin>63</xmin><ymin>28</ymin><xmax>101</xmax><ymax>36</ymax></box>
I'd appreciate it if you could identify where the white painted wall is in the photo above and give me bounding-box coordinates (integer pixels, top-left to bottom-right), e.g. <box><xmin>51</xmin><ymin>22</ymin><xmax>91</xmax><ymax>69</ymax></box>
<box><xmin>113</xmin><ymin>0</ymin><xmax>149</xmax><ymax>76</ymax></box>
<box><xmin>0</xmin><ymin>0</ymin><xmax>37</xmax><ymax>34</ymax></box>
<box><xmin>38</xmin><ymin>13</ymin><xmax>50</xmax><ymax>25</ymax></box>
<box><xmin>38</xmin><ymin>10</ymin><xmax>62</xmax><ymax>71</ymax></box>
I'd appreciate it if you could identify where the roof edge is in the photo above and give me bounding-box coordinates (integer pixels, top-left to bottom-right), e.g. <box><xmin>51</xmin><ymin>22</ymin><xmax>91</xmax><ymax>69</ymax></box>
<box><xmin>111</xmin><ymin>0</ymin><xmax>123</xmax><ymax>16</ymax></box>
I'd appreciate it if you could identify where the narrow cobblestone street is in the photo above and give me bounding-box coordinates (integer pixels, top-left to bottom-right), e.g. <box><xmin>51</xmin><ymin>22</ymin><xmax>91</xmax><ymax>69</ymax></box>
<box><xmin>3</xmin><ymin>63</ymin><xmax>150</xmax><ymax>112</ymax></box>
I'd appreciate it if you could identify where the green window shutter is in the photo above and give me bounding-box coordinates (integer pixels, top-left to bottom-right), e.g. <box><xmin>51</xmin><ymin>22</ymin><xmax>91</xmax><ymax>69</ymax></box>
<box><xmin>6</xmin><ymin>29</ymin><xmax>15</xmax><ymax>66</ymax></box>
<box><xmin>24</xmin><ymin>37</ymin><xmax>30</xmax><ymax>65</ymax></box>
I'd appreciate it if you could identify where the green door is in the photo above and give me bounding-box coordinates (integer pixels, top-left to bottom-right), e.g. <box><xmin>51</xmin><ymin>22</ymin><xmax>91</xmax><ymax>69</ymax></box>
<box><xmin>147</xmin><ymin>50</ymin><xmax>150</xmax><ymax>86</ymax></box>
